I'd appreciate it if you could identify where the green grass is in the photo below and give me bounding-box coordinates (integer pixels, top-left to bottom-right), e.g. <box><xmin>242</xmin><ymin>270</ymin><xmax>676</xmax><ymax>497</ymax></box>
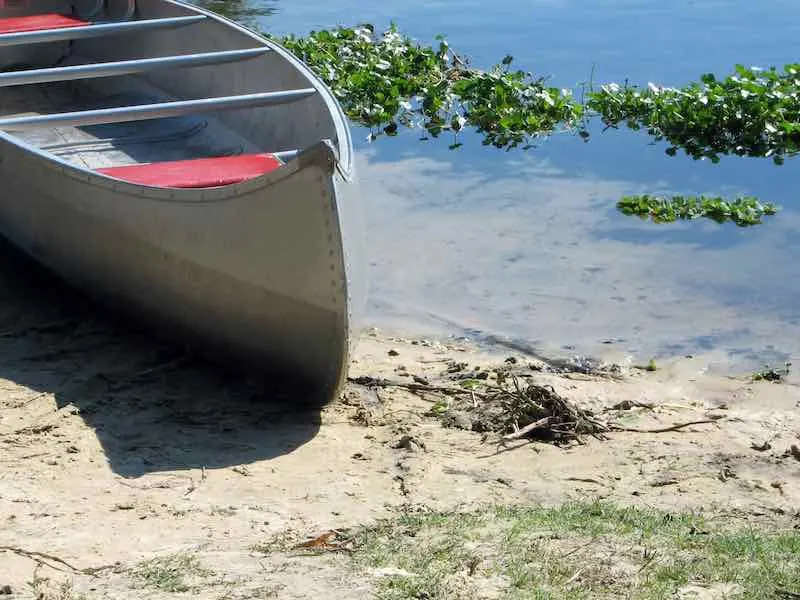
<box><xmin>130</xmin><ymin>553</ymin><xmax>213</xmax><ymax>593</ymax></box>
<box><xmin>342</xmin><ymin>501</ymin><xmax>800</xmax><ymax>600</ymax></box>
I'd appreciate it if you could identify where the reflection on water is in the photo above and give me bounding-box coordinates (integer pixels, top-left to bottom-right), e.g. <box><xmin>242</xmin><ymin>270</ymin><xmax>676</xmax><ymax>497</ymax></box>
<box><xmin>356</xmin><ymin>134</ymin><xmax>800</xmax><ymax>371</ymax></box>
<box><xmin>190</xmin><ymin>0</ymin><xmax>800</xmax><ymax>371</ymax></box>
<box><xmin>189</xmin><ymin>0</ymin><xmax>277</xmax><ymax>29</ymax></box>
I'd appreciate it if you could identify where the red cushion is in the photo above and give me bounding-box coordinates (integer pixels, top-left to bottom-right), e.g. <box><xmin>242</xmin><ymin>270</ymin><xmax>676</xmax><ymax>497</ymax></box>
<box><xmin>0</xmin><ymin>14</ymin><xmax>87</xmax><ymax>34</ymax></box>
<box><xmin>96</xmin><ymin>153</ymin><xmax>284</xmax><ymax>188</ymax></box>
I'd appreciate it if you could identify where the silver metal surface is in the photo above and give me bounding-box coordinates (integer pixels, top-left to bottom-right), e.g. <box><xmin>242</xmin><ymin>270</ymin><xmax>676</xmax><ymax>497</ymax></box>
<box><xmin>0</xmin><ymin>0</ymin><xmax>359</xmax><ymax>404</ymax></box>
<box><xmin>73</xmin><ymin>0</ymin><xmax>105</xmax><ymax>18</ymax></box>
<box><xmin>105</xmin><ymin>0</ymin><xmax>137</xmax><ymax>20</ymax></box>
<box><xmin>0</xmin><ymin>89</ymin><xmax>317</xmax><ymax>130</ymax></box>
<box><xmin>0</xmin><ymin>15</ymin><xmax>206</xmax><ymax>48</ymax></box>
<box><xmin>273</xmin><ymin>149</ymin><xmax>299</xmax><ymax>161</ymax></box>
<box><xmin>0</xmin><ymin>48</ymin><xmax>270</xmax><ymax>87</ymax></box>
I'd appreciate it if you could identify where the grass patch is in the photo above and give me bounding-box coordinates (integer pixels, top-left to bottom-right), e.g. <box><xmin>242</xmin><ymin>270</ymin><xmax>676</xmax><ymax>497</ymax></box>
<box><xmin>27</xmin><ymin>569</ymin><xmax>88</xmax><ymax>600</ymax></box>
<box><xmin>343</xmin><ymin>501</ymin><xmax>800</xmax><ymax>599</ymax></box>
<box><xmin>130</xmin><ymin>553</ymin><xmax>212</xmax><ymax>593</ymax></box>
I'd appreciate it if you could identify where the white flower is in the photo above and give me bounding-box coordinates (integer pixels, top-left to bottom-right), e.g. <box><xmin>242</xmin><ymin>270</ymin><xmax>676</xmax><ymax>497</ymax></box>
<box><xmin>354</xmin><ymin>27</ymin><xmax>372</xmax><ymax>43</ymax></box>
<box><xmin>647</xmin><ymin>82</ymin><xmax>663</xmax><ymax>94</ymax></box>
<box><xmin>537</xmin><ymin>91</ymin><xmax>555</xmax><ymax>106</ymax></box>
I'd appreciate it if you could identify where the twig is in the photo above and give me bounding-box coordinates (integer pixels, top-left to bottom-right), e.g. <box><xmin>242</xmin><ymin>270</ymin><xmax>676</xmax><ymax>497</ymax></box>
<box><xmin>348</xmin><ymin>376</ymin><xmax>471</xmax><ymax>398</ymax></box>
<box><xmin>561</xmin><ymin>538</ymin><xmax>600</xmax><ymax>558</ymax></box>
<box><xmin>0</xmin><ymin>545</ymin><xmax>117</xmax><ymax>576</ymax></box>
<box><xmin>502</xmin><ymin>417</ymin><xmax>556</xmax><ymax>441</ymax></box>
<box><xmin>564</xmin><ymin>477</ymin><xmax>605</xmax><ymax>485</ymax></box>
<box><xmin>611</xmin><ymin>418</ymin><xmax>722</xmax><ymax>433</ymax></box>
<box><xmin>564</xmin><ymin>567</ymin><xmax>585</xmax><ymax>586</ymax></box>
<box><xmin>603</xmin><ymin>400</ymin><xmax>655</xmax><ymax>412</ymax></box>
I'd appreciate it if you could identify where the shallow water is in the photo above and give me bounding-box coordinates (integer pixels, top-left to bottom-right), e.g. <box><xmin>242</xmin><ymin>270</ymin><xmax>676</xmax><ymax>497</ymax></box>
<box><xmin>195</xmin><ymin>0</ymin><xmax>800</xmax><ymax>371</ymax></box>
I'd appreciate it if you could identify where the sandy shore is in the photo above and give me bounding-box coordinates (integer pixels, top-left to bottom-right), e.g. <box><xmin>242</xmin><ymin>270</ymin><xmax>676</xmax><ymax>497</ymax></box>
<box><xmin>0</xmin><ymin>243</ymin><xmax>796</xmax><ymax>597</ymax></box>
<box><xmin>0</xmin><ymin>277</ymin><xmax>798</xmax><ymax>599</ymax></box>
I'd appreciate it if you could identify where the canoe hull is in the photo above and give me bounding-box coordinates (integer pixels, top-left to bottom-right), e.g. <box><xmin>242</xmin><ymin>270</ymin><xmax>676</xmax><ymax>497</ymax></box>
<box><xmin>0</xmin><ymin>137</ymin><xmax>352</xmax><ymax>403</ymax></box>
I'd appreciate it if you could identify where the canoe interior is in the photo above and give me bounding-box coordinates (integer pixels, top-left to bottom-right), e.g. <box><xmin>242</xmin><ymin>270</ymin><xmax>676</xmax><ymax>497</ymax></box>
<box><xmin>0</xmin><ymin>0</ymin><xmax>347</xmax><ymax>183</ymax></box>
<box><xmin>2</xmin><ymin>80</ymin><xmax>264</xmax><ymax>169</ymax></box>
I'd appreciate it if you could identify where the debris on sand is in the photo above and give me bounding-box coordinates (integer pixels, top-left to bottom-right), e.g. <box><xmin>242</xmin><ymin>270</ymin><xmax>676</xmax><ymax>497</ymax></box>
<box><xmin>349</xmin><ymin>374</ymin><xmax>609</xmax><ymax>444</ymax></box>
<box><xmin>473</xmin><ymin>376</ymin><xmax>609</xmax><ymax>443</ymax></box>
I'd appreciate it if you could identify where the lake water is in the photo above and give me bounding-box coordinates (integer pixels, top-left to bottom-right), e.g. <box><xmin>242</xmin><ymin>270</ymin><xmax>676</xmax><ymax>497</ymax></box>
<box><xmin>195</xmin><ymin>0</ymin><xmax>800</xmax><ymax>373</ymax></box>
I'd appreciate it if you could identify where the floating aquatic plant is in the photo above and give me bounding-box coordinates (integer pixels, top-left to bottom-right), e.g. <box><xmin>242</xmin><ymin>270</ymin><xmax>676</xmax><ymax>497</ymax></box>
<box><xmin>273</xmin><ymin>24</ymin><xmax>584</xmax><ymax>149</ymax></box>
<box><xmin>268</xmin><ymin>24</ymin><xmax>793</xmax><ymax>226</ymax></box>
<box><xmin>587</xmin><ymin>64</ymin><xmax>800</xmax><ymax>165</ymax></box>
<box><xmin>273</xmin><ymin>25</ymin><xmax>800</xmax><ymax>167</ymax></box>
<box><xmin>616</xmin><ymin>194</ymin><xmax>779</xmax><ymax>227</ymax></box>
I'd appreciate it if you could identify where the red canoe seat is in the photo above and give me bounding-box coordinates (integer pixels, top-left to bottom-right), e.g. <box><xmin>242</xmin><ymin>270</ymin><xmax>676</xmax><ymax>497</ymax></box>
<box><xmin>96</xmin><ymin>153</ymin><xmax>284</xmax><ymax>188</ymax></box>
<box><xmin>0</xmin><ymin>14</ymin><xmax>87</xmax><ymax>34</ymax></box>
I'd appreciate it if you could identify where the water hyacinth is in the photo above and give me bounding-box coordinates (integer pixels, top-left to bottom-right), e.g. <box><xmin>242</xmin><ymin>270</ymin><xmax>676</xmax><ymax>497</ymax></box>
<box><xmin>270</xmin><ymin>24</ymin><xmax>790</xmax><ymax>225</ymax></box>
<box><xmin>587</xmin><ymin>64</ymin><xmax>800</xmax><ymax>164</ymax></box>
<box><xmin>272</xmin><ymin>24</ymin><xmax>585</xmax><ymax>149</ymax></box>
<box><xmin>616</xmin><ymin>194</ymin><xmax>779</xmax><ymax>227</ymax></box>
<box><xmin>273</xmin><ymin>25</ymin><xmax>799</xmax><ymax>166</ymax></box>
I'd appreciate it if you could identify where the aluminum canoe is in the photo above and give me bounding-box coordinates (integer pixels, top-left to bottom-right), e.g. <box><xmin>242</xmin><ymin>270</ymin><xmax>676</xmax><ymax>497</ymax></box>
<box><xmin>0</xmin><ymin>0</ymin><xmax>362</xmax><ymax>404</ymax></box>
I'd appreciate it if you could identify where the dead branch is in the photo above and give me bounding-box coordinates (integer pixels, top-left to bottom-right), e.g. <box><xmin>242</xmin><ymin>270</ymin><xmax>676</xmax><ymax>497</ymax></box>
<box><xmin>0</xmin><ymin>546</ymin><xmax>117</xmax><ymax>576</ymax></box>
<box><xmin>502</xmin><ymin>416</ymin><xmax>556</xmax><ymax>441</ymax></box>
<box><xmin>348</xmin><ymin>376</ymin><xmax>471</xmax><ymax>398</ymax></box>
<box><xmin>610</xmin><ymin>418</ymin><xmax>722</xmax><ymax>434</ymax></box>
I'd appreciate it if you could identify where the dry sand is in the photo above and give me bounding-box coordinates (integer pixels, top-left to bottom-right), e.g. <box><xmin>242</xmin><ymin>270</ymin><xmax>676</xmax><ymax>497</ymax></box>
<box><xmin>0</xmin><ymin>250</ymin><xmax>798</xmax><ymax>599</ymax></box>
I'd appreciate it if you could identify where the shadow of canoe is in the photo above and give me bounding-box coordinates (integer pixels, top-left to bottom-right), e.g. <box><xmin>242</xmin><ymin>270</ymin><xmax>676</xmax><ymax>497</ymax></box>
<box><xmin>0</xmin><ymin>235</ymin><xmax>321</xmax><ymax>478</ymax></box>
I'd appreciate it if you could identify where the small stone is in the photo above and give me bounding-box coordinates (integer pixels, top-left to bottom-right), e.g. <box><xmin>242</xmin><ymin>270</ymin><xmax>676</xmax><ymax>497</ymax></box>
<box><xmin>388</xmin><ymin>349</ymin><xmax>399</xmax><ymax>357</ymax></box>
<box><xmin>0</xmin><ymin>585</ymin><xmax>12</xmax><ymax>595</ymax></box>
<box><xmin>438</xmin><ymin>410</ymin><xmax>472</xmax><ymax>430</ymax></box>
<box><xmin>649</xmin><ymin>476</ymin><xmax>679</xmax><ymax>488</ymax></box>
<box><xmin>789</xmin><ymin>445</ymin><xmax>800</xmax><ymax>461</ymax></box>
<box><xmin>393</xmin><ymin>435</ymin><xmax>425</xmax><ymax>452</ymax></box>
<box><xmin>412</xmin><ymin>375</ymin><xmax>430</xmax><ymax>386</ymax></box>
